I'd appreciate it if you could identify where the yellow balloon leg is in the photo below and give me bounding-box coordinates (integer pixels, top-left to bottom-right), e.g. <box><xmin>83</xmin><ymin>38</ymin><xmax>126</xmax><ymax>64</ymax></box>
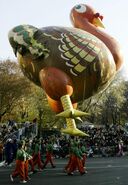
<box><xmin>57</xmin><ymin>95</ymin><xmax>89</xmax><ymax>137</ymax></box>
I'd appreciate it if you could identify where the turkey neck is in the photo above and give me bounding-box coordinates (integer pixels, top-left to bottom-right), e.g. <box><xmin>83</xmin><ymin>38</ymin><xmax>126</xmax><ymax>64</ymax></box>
<box><xmin>73</xmin><ymin>18</ymin><xmax>123</xmax><ymax>71</ymax></box>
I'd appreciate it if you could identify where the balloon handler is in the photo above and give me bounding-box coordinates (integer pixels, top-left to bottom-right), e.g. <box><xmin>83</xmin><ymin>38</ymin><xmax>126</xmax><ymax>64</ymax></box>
<box><xmin>33</xmin><ymin>139</ymin><xmax>43</xmax><ymax>171</ymax></box>
<box><xmin>42</xmin><ymin>139</ymin><xmax>56</xmax><ymax>169</ymax></box>
<box><xmin>66</xmin><ymin>140</ymin><xmax>85</xmax><ymax>175</ymax></box>
<box><xmin>10</xmin><ymin>140</ymin><xmax>32</xmax><ymax>183</ymax></box>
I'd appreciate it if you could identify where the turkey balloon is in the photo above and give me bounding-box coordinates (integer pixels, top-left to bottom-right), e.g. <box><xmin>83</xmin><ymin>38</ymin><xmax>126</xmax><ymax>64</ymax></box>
<box><xmin>8</xmin><ymin>4</ymin><xmax>123</xmax><ymax>136</ymax></box>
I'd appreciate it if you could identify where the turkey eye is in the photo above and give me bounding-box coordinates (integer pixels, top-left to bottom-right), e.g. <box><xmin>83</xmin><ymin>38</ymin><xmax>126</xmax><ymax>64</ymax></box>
<box><xmin>94</xmin><ymin>13</ymin><xmax>100</xmax><ymax>18</ymax></box>
<box><xmin>75</xmin><ymin>4</ymin><xmax>86</xmax><ymax>13</ymax></box>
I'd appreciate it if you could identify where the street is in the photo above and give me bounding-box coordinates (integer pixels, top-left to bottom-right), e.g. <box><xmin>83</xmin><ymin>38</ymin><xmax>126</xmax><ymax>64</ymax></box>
<box><xmin>1</xmin><ymin>157</ymin><xmax>128</xmax><ymax>185</ymax></box>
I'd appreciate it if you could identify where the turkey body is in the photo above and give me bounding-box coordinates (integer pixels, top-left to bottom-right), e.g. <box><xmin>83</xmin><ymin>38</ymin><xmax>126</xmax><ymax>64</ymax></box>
<box><xmin>17</xmin><ymin>26</ymin><xmax>116</xmax><ymax>103</ymax></box>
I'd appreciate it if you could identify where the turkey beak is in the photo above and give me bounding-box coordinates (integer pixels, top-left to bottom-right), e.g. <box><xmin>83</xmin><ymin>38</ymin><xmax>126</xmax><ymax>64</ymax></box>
<box><xmin>92</xmin><ymin>17</ymin><xmax>105</xmax><ymax>28</ymax></box>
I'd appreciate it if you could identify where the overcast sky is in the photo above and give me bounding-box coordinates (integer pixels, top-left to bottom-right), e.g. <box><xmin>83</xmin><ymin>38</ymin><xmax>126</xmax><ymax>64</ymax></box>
<box><xmin>1</xmin><ymin>0</ymin><xmax>128</xmax><ymax>75</ymax></box>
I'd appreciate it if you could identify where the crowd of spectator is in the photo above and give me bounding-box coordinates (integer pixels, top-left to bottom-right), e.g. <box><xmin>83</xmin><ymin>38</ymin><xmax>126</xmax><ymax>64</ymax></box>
<box><xmin>0</xmin><ymin>122</ymin><xmax>128</xmax><ymax>165</ymax></box>
<box><xmin>0</xmin><ymin>120</ymin><xmax>18</xmax><ymax>141</ymax></box>
<box><xmin>80</xmin><ymin>124</ymin><xmax>128</xmax><ymax>157</ymax></box>
<box><xmin>0</xmin><ymin>119</ymin><xmax>38</xmax><ymax>142</ymax></box>
<box><xmin>42</xmin><ymin>124</ymin><xmax>128</xmax><ymax>158</ymax></box>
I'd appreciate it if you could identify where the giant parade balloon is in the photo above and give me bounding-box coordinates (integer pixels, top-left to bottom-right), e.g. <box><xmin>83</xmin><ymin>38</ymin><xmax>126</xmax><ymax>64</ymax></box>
<box><xmin>8</xmin><ymin>4</ymin><xmax>123</xmax><ymax>136</ymax></box>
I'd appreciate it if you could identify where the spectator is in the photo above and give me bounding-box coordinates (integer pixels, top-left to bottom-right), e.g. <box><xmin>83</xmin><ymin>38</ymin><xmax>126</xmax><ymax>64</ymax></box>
<box><xmin>117</xmin><ymin>140</ymin><xmax>124</xmax><ymax>157</ymax></box>
<box><xmin>4</xmin><ymin>138</ymin><xmax>14</xmax><ymax>166</ymax></box>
